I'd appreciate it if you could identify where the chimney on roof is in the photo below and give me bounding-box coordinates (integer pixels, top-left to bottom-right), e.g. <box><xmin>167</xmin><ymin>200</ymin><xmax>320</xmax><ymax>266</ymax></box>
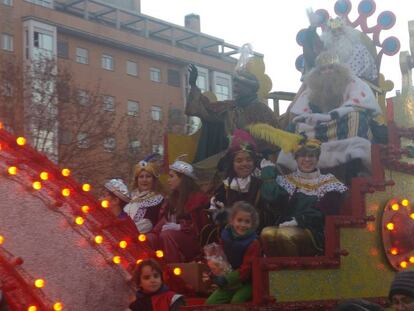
<box><xmin>185</xmin><ymin>14</ymin><xmax>200</xmax><ymax>32</ymax></box>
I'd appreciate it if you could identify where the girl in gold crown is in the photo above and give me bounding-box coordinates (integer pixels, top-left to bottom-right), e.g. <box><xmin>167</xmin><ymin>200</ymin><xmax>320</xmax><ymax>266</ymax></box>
<box><xmin>260</xmin><ymin>139</ymin><xmax>348</xmax><ymax>256</ymax></box>
<box><xmin>124</xmin><ymin>155</ymin><xmax>165</xmax><ymax>237</ymax></box>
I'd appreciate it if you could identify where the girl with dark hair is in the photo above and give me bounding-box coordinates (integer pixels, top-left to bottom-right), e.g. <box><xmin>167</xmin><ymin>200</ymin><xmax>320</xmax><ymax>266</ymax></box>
<box><xmin>153</xmin><ymin>159</ymin><xmax>209</xmax><ymax>263</ymax></box>
<box><xmin>211</xmin><ymin>129</ymin><xmax>276</xmax><ymax>231</ymax></box>
<box><xmin>129</xmin><ymin>259</ymin><xmax>184</xmax><ymax>311</ymax></box>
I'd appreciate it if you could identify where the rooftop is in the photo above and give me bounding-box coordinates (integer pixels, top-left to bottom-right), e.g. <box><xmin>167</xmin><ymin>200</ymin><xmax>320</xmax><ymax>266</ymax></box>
<box><xmin>53</xmin><ymin>0</ymin><xmax>263</xmax><ymax>61</ymax></box>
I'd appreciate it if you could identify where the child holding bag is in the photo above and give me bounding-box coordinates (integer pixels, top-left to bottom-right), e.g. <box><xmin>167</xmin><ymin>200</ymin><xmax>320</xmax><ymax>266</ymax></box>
<box><xmin>206</xmin><ymin>201</ymin><xmax>261</xmax><ymax>304</ymax></box>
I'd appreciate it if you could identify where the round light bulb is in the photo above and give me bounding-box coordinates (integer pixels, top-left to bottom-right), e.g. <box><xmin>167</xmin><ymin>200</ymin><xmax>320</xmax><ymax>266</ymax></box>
<box><xmin>34</xmin><ymin>279</ymin><xmax>45</xmax><ymax>288</ymax></box>
<box><xmin>119</xmin><ymin>240</ymin><xmax>127</xmax><ymax>249</ymax></box>
<box><xmin>101</xmin><ymin>200</ymin><xmax>109</xmax><ymax>208</ymax></box>
<box><xmin>40</xmin><ymin>172</ymin><xmax>49</xmax><ymax>180</ymax></box>
<box><xmin>113</xmin><ymin>256</ymin><xmax>121</xmax><ymax>264</ymax></box>
<box><xmin>94</xmin><ymin>235</ymin><xmax>103</xmax><ymax>244</ymax></box>
<box><xmin>28</xmin><ymin>306</ymin><xmax>38</xmax><ymax>311</ymax></box>
<box><xmin>32</xmin><ymin>181</ymin><xmax>42</xmax><ymax>190</ymax></box>
<box><xmin>75</xmin><ymin>217</ymin><xmax>84</xmax><ymax>225</ymax></box>
<box><xmin>16</xmin><ymin>137</ymin><xmax>26</xmax><ymax>146</ymax></box>
<box><xmin>390</xmin><ymin>247</ymin><xmax>399</xmax><ymax>255</ymax></box>
<box><xmin>401</xmin><ymin>199</ymin><xmax>410</xmax><ymax>207</ymax></box>
<box><xmin>0</xmin><ymin>235</ymin><xmax>4</xmax><ymax>244</ymax></box>
<box><xmin>8</xmin><ymin>166</ymin><xmax>17</xmax><ymax>175</ymax></box>
<box><xmin>61</xmin><ymin>188</ymin><xmax>71</xmax><ymax>197</ymax></box>
<box><xmin>386</xmin><ymin>222</ymin><xmax>395</xmax><ymax>231</ymax></box>
<box><xmin>400</xmin><ymin>261</ymin><xmax>408</xmax><ymax>269</ymax></box>
<box><xmin>53</xmin><ymin>302</ymin><xmax>63</xmax><ymax>311</ymax></box>
<box><xmin>155</xmin><ymin>250</ymin><xmax>164</xmax><ymax>258</ymax></box>
<box><xmin>61</xmin><ymin>168</ymin><xmax>71</xmax><ymax>177</ymax></box>
<box><xmin>173</xmin><ymin>267</ymin><xmax>182</xmax><ymax>276</ymax></box>
<box><xmin>391</xmin><ymin>203</ymin><xmax>399</xmax><ymax>211</ymax></box>
<box><xmin>138</xmin><ymin>234</ymin><xmax>146</xmax><ymax>242</ymax></box>
<box><xmin>136</xmin><ymin>259</ymin><xmax>143</xmax><ymax>265</ymax></box>
<box><xmin>82</xmin><ymin>183</ymin><xmax>91</xmax><ymax>192</ymax></box>
<box><xmin>81</xmin><ymin>205</ymin><xmax>90</xmax><ymax>213</ymax></box>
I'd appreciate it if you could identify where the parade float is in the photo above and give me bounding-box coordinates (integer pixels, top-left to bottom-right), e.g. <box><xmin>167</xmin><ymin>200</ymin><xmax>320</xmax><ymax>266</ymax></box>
<box><xmin>1</xmin><ymin>0</ymin><xmax>414</xmax><ymax>310</ymax></box>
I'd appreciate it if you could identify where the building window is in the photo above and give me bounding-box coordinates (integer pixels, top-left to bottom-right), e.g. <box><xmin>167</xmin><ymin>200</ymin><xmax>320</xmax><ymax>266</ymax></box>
<box><xmin>126</xmin><ymin>60</ymin><xmax>138</xmax><ymax>76</ymax></box>
<box><xmin>102</xmin><ymin>54</ymin><xmax>114</xmax><ymax>70</ymax></box>
<box><xmin>1</xmin><ymin>34</ymin><xmax>13</xmax><ymax>52</ymax></box>
<box><xmin>33</xmin><ymin>31</ymin><xmax>53</xmax><ymax>59</ymax></box>
<box><xmin>25</xmin><ymin>0</ymin><xmax>53</xmax><ymax>8</ymax></box>
<box><xmin>152</xmin><ymin>144</ymin><xmax>164</xmax><ymax>155</ymax></box>
<box><xmin>2</xmin><ymin>0</ymin><xmax>13</xmax><ymax>6</ymax></box>
<box><xmin>77</xmin><ymin>132</ymin><xmax>89</xmax><ymax>148</ymax></box>
<box><xmin>213</xmin><ymin>72</ymin><xmax>232</xmax><ymax>101</ymax></box>
<box><xmin>195</xmin><ymin>66</ymin><xmax>209</xmax><ymax>92</ymax></box>
<box><xmin>77</xmin><ymin>90</ymin><xmax>89</xmax><ymax>106</ymax></box>
<box><xmin>129</xmin><ymin>140</ymin><xmax>140</xmax><ymax>153</ymax></box>
<box><xmin>216</xmin><ymin>83</ymin><xmax>230</xmax><ymax>101</ymax></box>
<box><xmin>103</xmin><ymin>137</ymin><xmax>116</xmax><ymax>152</ymax></box>
<box><xmin>167</xmin><ymin>69</ymin><xmax>180</xmax><ymax>87</ymax></box>
<box><xmin>76</xmin><ymin>47</ymin><xmax>88</xmax><ymax>64</ymax></box>
<box><xmin>150</xmin><ymin>67</ymin><xmax>161</xmax><ymax>82</ymax></box>
<box><xmin>151</xmin><ymin>106</ymin><xmax>162</xmax><ymax>121</ymax></box>
<box><xmin>103</xmin><ymin>95</ymin><xmax>115</xmax><ymax>112</ymax></box>
<box><xmin>57</xmin><ymin>41</ymin><xmax>68</xmax><ymax>58</ymax></box>
<box><xmin>127</xmin><ymin>100</ymin><xmax>139</xmax><ymax>116</ymax></box>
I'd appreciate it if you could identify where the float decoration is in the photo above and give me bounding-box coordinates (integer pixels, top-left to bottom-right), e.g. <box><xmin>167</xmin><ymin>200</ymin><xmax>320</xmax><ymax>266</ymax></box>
<box><xmin>382</xmin><ymin>198</ymin><xmax>414</xmax><ymax>271</ymax></box>
<box><xmin>0</xmin><ymin>122</ymin><xmax>159</xmax><ymax>310</ymax></box>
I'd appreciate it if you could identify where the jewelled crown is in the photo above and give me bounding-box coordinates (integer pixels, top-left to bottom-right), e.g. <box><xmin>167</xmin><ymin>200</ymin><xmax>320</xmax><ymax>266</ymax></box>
<box><xmin>169</xmin><ymin>160</ymin><xmax>197</xmax><ymax>180</ymax></box>
<box><xmin>104</xmin><ymin>178</ymin><xmax>131</xmax><ymax>203</ymax></box>
<box><xmin>315</xmin><ymin>51</ymin><xmax>340</xmax><ymax>67</ymax></box>
<box><xmin>134</xmin><ymin>153</ymin><xmax>161</xmax><ymax>178</ymax></box>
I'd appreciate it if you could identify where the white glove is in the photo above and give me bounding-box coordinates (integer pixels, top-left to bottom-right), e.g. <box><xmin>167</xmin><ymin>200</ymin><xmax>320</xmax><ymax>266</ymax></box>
<box><xmin>293</xmin><ymin>113</ymin><xmax>331</xmax><ymax>125</ymax></box>
<box><xmin>308</xmin><ymin>113</ymin><xmax>332</xmax><ymax>124</ymax></box>
<box><xmin>292</xmin><ymin>113</ymin><xmax>311</xmax><ymax>123</ymax></box>
<box><xmin>161</xmin><ymin>223</ymin><xmax>181</xmax><ymax>231</ymax></box>
<box><xmin>260</xmin><ymin>159</ymin><xmax>276</xmax><ymax>169</ymax></box>
<box><xmin>136</xmin><ymin>218</ymin><xmax>153</xmax><ymax>234</ymax></box>
<box><xmin>279</xmin><ymin>218</ymin><xmax>298</xmax><ymax>227</ymax></box>
<box><xmin>329</xmin><ymin>106</ymin><xmax>356</xmax><ymax>119</ymax></box>
<box><xmin>209</xmin><ymin>196</ymin><xmax>224</xmax><ymax>210</ymax></box>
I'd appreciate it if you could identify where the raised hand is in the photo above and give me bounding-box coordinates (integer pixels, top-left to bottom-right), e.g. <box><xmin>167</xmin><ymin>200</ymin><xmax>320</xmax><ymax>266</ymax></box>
<box><xmin>188</xmin><ymin>64</ymin><xmax>198</xmax><ymax>86</ymax></box>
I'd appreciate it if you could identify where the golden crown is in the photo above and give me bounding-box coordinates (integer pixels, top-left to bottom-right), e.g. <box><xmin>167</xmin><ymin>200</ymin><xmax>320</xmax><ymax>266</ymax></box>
<box><xmin>293</xmin><ymin>138</ymin><xmax>322</xmax><ymax>154</ymax></box>
<box><xmin>134</xmin><ymin>160</ymin><xmax>160</xmax><ymax>178</ymax></box>
<box><xmin>315</xmin><ymin>52</ymin><xmax>340</xmax><ymax>67</ymax></box>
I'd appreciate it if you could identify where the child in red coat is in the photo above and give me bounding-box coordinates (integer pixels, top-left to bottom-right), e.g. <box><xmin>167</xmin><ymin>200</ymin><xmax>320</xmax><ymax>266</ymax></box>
<box><xmin>206</xmin><ymin>201</ymin><xmax>261</xmax><ymax>304</ymax></box>
<box><xmin>129</xmin><ymin>259</ymin><xmax>184</xmax><ymax>311</ymax></box>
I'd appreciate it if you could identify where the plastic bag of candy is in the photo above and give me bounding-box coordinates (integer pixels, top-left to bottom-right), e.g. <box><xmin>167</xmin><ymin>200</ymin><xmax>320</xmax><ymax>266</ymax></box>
<box><xmin>203</xmin><ymin>243</ymin><xmax>232</xmax><ymax>276</ymax></box>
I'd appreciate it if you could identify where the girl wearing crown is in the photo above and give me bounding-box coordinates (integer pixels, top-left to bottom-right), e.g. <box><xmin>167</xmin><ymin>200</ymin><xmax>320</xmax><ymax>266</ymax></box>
<box><xmin>101</xmin><ymin>178</ymin><xmax>139</xmax><ymax>238</ymax></box>
<box><xmin>151</xmin><ymin>159</ymin><xmax>209</xmax><ymax>263</ymax></box>
<box><xmin>210</xmin><ymin>129</ymin><xmax>277</xmax><ymax>232</ymax></box>
<box><xmin>260</xmin><ymin>139</ymin><xmax>348</xmax><ymax>256</ymax></box>
<box><xmin>124</xmin><ymin>155</ymin><xmax>165</xmax><ymax>237</ymax></box>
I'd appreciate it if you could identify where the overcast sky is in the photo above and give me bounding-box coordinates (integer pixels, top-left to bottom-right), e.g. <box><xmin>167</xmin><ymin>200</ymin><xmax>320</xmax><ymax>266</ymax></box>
<box><xmin>141</xmin><ymin>0</ymin><xmax>412</xmax><ymax>112</ymax></box>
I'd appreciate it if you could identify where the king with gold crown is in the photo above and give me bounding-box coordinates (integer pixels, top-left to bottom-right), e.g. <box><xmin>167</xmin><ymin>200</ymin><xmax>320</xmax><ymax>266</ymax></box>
<box><xmin>278</xmin><ymin>50</ymin><xmax>387</xmax><ymax>183</ymax></box>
